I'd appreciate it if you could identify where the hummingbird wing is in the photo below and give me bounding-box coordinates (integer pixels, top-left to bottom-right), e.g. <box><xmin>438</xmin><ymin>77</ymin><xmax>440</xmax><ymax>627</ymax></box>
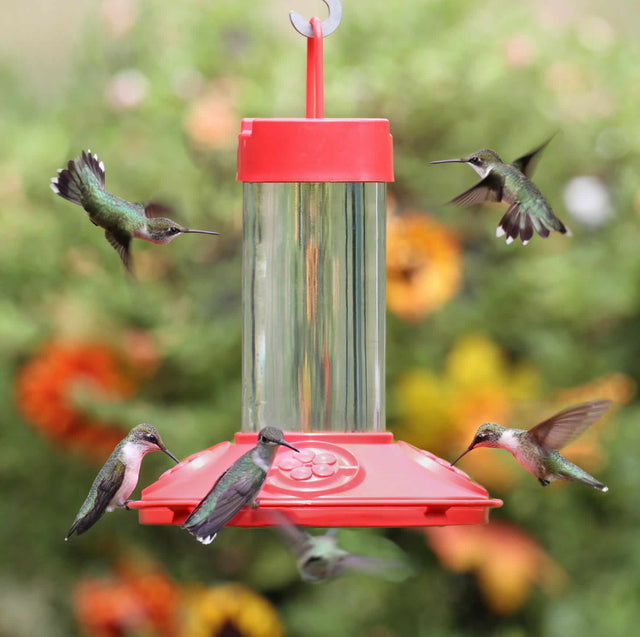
<box><xmin>65</xmin><ymin>459</ymin><xmax>125</xmax><ymax>539</ymax></box>
<box><xmin>105</xmin><ymin>229</ymin><xmax>133</xmax><ymax>274</ymax></box>
<box><xmin>528</xmin><ymin>399</ymin><xmax>613</xmax><ymax>450</ymax></box>
<box><xmin>183</xmin><ymin>465</ymin><xmax>264</xmax><ymax>543</ymax></box>
<box><xmin>143</xmin><ymin>201</ymin><xmax>176</xmax><ymax>218</ymax></box>
<box><xmin>271</xmin><ymin>511</ymin><xmax>314</xmax><ymax>557</ymax></box>
<box><xmin>337</xmin><ymin>554</ymin><xmax>407</xmax><ymax>577</ymax></box>
<box><xmin>511</xmin><ymin>136</ymin><xmax>554</xmax><ymax>177</ymax></box>
<box><xmin>449</xmin><ymin>173</ymin><xmax>503</xmax><ymax>206</ymax></box>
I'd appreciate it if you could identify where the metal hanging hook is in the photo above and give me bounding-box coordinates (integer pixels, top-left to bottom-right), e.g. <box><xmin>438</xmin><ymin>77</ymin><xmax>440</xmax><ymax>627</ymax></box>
<box><xmin>289</xmin><ymin>0</ymin><xmax>342</xmax><ymax>38</ymax></box>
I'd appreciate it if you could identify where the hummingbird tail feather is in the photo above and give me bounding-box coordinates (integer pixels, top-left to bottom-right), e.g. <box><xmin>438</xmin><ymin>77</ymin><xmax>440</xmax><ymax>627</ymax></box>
<box><xmin>561</xmin><ymin>464</ymin><xmax>608</xmax><ymax>492</ymax></box>
<box><xmin>65</xmin><ymin>520</ymin><xmax>81</xmax><ymax>541</ymax></box>
<box><xmin>498</xmin><ymin>204</ymin><xmax>534</xmax><ymax>245</ymax></box>
<box><xmin>498</xmin><ymin>203</ymin><xmax>569</xmax><ymax>244</ymax></box>
<box><xmin>184</xmin><ymin>518</ymin><xmax>220</xmax><ymax>544</ymax></box>
<box><xmin>50</xmin><ymin>149</ymin><xmax>106</xmax><ymax>206</ymax></box>
<box><xmin>579</xmin><ymin>475</ymin><xmax>608</xmax><ymax>492</ymax></box>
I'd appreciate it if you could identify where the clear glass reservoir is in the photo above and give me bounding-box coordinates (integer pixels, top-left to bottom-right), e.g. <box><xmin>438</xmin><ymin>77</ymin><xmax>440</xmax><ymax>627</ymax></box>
<box><xmin>242</xmin><ymin>182</ymin><xmax>386</xmax><ymax>433</ymax></box>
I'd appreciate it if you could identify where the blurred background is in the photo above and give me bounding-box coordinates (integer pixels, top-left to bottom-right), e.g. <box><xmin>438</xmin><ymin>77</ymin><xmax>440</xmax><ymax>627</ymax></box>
<box><xmin>2</xmin><ymin>0</ymin><xmax>640</xmax><ymax>635</ymax></box>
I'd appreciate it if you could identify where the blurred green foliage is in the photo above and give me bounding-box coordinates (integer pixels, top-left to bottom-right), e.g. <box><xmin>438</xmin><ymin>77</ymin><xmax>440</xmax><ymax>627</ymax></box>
<box><xmin>2</xmin><ymin>0</ymin><xmax>640</xmax><ymax>636</ymax></box>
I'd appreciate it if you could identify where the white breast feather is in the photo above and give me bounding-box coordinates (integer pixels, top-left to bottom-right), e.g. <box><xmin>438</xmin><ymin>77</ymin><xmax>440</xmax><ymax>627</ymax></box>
<box><xmin>500</xmin><ymin>430</ymin><xmax>540</xmax><ymax>476</ymax></box>
<box><xmin>251</xmin><ymin>448</ymin><xmax>272</xmax><ymax>473</ymax></box>
<box><xmin>108</xmin><ymin>444</ymin><xmax>145</xmax><ymax>510</ymax></box>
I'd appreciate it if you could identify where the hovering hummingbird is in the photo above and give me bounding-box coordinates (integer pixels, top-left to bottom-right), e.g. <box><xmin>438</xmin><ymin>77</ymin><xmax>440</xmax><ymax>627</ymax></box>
<box><xmin>65</xmin><ymin>423</ymin><xmax>179</xmax><ymax>540</ymax></box>
<box><xmin>183</xmin><ymin>427</ymin><xmax>299</xmax><ymax>545</ymax></box>
<box><xmin>50</xmin><ymin>150</ymin><xmax>219</xmax><ymax>274</ymax></box>
<box><xmin>451</xmin><ymin>400</ymin><xmax>612</xmax><ymax>490</ymax></box>
<box><xmin>272</xmin><ymin>512</ymin><xmax>407</xmax><ymax>582</ymax></box>
<box><xmin>430</xmin><ymin>138</ymin><xmax>570</xmax><ymax>245</ymax></box>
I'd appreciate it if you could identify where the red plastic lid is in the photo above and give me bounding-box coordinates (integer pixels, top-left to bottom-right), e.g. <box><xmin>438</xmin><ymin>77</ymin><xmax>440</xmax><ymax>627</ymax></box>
<box><xmin>236</xmin><ymin>118</ymin><xmax>394</xmax><ymax>183</ymax></box>
<box><xmin>129</xmin><ymin>432</ymin><xmax>502</xmax><ymax>528</ymax></box>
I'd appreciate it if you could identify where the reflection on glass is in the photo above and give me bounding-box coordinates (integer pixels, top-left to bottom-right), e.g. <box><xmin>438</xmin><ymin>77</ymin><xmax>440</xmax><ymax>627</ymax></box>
<box><xmin>242</xmin><ymin>182</ymin><xmax>386</xmax><ymax>432</ymax></box>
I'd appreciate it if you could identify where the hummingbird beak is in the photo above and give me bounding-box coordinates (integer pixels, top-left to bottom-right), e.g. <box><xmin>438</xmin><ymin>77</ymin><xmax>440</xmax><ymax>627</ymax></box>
<box><xmin>429</xmin><ymin>158</ymin><xmax>464</xmax><ymax>165</ymax></box>
<box><xmin>278</xmin><ymin>440</ymin><xmax>300</xmax><ymax>453</ymax></box>
<box><xmin>182</xmin><ymin>229</ymin><xmax>220</xmax><ymax>235</ymax></box>
<box><xmin>162</xmin><ymin>448</ymin><xmax>180</xmax><ymax>464</ymax></box>
<box><xmin>450</xmin><ymin>446</ymin><xmax>474</xmax><ymax>467</ymax></box>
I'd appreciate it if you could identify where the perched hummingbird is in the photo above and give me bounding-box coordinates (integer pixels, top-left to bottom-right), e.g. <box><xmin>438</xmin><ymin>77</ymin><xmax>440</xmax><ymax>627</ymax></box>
<box><xmin>272</xmin><ymin>512</ymin><xmax>407</xmax><ymax>582</ymax></box>
<box><xmin>451</xmin><ymin>400</ymin><xmax>612</xmax><ymax>490</ymax></box>
<box><xmin>65</xmin><ymin>423</ymin><xmax>179</xmax><ymax>540</ymax></box>
<box><xmin>431</xmin><ymin>138</ymin><xmax>570</xmax><ymax>245</ymax></box>
<box><xmin>183</xmin><ymin>427</ymin><xmax>299</xmax><ymax>545</ymax></box>
<box><xmin>50</xmin><ymin>150</ymin><xmax>219</xmax><ymax>273</ymax></box>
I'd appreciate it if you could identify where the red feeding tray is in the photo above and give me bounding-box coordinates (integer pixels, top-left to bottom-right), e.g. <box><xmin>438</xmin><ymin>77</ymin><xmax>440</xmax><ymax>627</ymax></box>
<box><xmin>129</xmin><ymin>432</ymin><xmax>501</xmax><ymax>527</ymax></box>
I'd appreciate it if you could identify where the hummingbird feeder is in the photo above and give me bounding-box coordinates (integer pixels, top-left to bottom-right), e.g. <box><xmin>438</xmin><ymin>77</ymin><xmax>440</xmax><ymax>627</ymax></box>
<box><xmin>130</xmin><ymin>0</ymin><xmax>501</xmax><ymax>528</ymax></box>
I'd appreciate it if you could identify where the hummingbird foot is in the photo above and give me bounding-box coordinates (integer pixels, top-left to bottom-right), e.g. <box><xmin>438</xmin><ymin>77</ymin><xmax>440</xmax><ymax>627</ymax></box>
<box><xmin>538</xmin><ymin>478</ymin><xmax>550</xmax><ymax>487</ymax></box>
<box><xmin>249</xmin><ymin>498</ymin><xmax>261</xmax><ymax>510</ymax></box>
<box><xmin>124</xmin><ymin>500</ymin><xmax>132</xmax><ymax>510</ymax></box>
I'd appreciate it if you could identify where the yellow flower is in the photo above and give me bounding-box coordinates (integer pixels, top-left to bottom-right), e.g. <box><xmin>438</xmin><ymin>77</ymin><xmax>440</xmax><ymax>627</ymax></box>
<box><xmin>180</xmin><ymin>583</ymin><xmax>284</xmax><ymax>637</ymax></box>
<box><xmin>394</xmin><ymin>334</ymin><xmax>539</xmax><ymax>491</ymax></box>
<box><xmin>386</xmin><ymin>211</ymin><xmax>462</xmax><ymax>321</ymax></box>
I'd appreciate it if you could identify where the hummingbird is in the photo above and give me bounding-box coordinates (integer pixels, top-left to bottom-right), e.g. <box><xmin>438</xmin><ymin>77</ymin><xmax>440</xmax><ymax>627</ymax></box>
<box><xmin>451</xmin><ymin>400</ymin><xmax>612</xmax><ymax>490</ymax></box>
<box><xmin>50</xmin><ymin>150</ymin><xmax>219</xmax><ymax>274</ymax></box>
<box><xmin>183</xmin><ymin>427</ymin><xmax>299</xmax><ymax>545</ymax></box>
<box><xmin>65</xmin><ymin>423</ymin><xmax>179</xmax><ymax>540</ymax></box>
<box><xmin>430</xmin><ymin>138</ymin><xmax>570</xmax><ymax>245</ymax></box>
<box><xmin>271</xmin><ymin>512</ymin><xmax>407</xmax><ymax>582</ymax></box>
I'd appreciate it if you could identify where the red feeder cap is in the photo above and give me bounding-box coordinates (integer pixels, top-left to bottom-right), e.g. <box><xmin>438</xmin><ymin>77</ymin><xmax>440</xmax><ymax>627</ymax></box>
<box><xmin>129</xmin><ymin>432</ymin><xmax>502</xmax><ymax>528</ymax></box>
<box><xmin>237</xmin><ymin>118</ymin><xmax>394</xmax><ymax>183</ymax></box>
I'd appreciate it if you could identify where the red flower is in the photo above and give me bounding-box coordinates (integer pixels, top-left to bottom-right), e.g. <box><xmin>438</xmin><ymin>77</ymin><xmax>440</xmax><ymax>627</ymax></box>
<box><xmin>74</xmin><ymin>560</ymin><xmax>179</xmax><ymax>637</ymax></box>
<box><xmin>15</xmin><ymin>341</ymin><xmax>137</xmax><ymax>458</ymax></box>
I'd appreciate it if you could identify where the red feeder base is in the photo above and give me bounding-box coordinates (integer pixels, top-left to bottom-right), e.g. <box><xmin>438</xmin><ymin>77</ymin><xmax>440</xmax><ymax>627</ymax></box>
<box><xmin>128</xmin><ymin>432</ymin><xmax>501</xmax><ymax>527</ymax></box>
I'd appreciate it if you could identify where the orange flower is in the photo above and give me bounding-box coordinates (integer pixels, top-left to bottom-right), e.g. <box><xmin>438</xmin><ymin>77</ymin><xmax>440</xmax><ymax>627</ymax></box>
<box><xmin>386</xmin><ymin>211</ymin><xmax>462</xmax><ymax>321</ymax></box>
<box><xmin>547</xmin><ymin>372</ymin><xmax>635</xmax><ymax>473</ymax></box>
<box><xmin>15</xmin><ymin>340</ymin><xmax>137</xmax><ymax>458</ymax></box>
<box><xmin>394</xmin><ymin>334</ymin><xmax>539</xmax><ymax>491</ymax></box>
<box><xmin>74</xmin><ymin>560</ymin><xmax>179</xmax><ymax>637</ymax></box>
<box><xmin>185</xmin><ymin>79</ymin><xmax>240</xmax><ymax>149</ymax></box>
<box><xmin>425</xmin><ymin>522</ymin><xmax>566</xmax><ymax>615</ymax></box>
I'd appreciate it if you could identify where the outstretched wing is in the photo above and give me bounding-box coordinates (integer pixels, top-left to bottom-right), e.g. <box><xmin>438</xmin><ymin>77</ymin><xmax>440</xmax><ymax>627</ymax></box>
<box><xmin>66</xmin><ymin>460</ymin><xmax>125</xmax><ymax>539</ymax></box>
<box><xmin>105</xmin><ymin>229</ymin><xmax>133</xmax><ymax>274</ymax></box>
<box><xmin>528</xmin><ymin>400</ymin><xmax>613</xmax><ymax>450</ymax></box>
<box><xmin>449</xmin><ymin>173</ymin><xmax>503</xmax><ymax>206</ymax></box>
<box><xmin>511</xmin><ymin>135</ymin><xmax>555</xmax><ymax>177</ymax></box>
<box><xmin>271</xmin><ymin>510</ymin><xmax>314</xmax><ymax>558</ymax></box>
<box><xmin>143</xmin><ymin>201</ymin><xmax>176</xmax><ymax>218</ymax></box>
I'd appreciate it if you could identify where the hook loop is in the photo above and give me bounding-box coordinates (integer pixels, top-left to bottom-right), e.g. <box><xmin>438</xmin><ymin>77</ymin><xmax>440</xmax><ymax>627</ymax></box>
<box><xmin>289</xmin><ymin>0</ymin><xmax>342</xmax><ymax>38</ymax></box>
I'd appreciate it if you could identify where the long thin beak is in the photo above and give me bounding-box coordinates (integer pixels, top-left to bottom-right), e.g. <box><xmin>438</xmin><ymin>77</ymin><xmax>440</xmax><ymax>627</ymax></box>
<box><xmin>450</xmin><ymin>446</ymin><xmax>473</xmax><ymax>467</ymax></box>
<box><xmin>278</xmin><ymin>440</ymin><xmax>300</xmax><ymax>453</ymax></box>
<box><xmin>183</xmin><ymin>229</ymin><xmax>220</xmax><ymax>235</ymax></box>
<box><xmin>162</xmin><ymin>448</ymin><xmax>180</xmax><ymax>463</ymax></box>
<box><xmin>430</xmin><ymin>159</ymin><xmax>464</xmax><ymax>165</ymax></box>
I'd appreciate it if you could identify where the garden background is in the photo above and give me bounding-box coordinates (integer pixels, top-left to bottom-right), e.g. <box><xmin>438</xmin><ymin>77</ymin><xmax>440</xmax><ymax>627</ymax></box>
<box><xmin>2</xmin><ymin>0</ymin><xmax>640</xmax><ymax>635</ymax></box>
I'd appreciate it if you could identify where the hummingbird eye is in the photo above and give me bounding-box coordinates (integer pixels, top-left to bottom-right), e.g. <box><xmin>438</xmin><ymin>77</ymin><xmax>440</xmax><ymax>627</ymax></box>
<box><xmin>169</xmin><ymin>227</ymin><xmax>181</xmax><ymax>234</ymax></box>
<box><xmin>144</xmin><ymin>433</ymin><xmax>158</xmax><ymax>444</ymax></box>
